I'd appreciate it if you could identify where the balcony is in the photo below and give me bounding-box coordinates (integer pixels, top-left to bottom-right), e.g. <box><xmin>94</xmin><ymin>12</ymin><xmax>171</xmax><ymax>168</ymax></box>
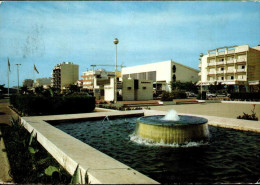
<box><xmin>218</xmin><ymin>51</ymin><xmax>225</xmax><ymax>55</ymax></box>
<box><xmin>207</xmin><ymin>62</ymin><xmax>216</xmax><ymax>66</ymax></box>
<box><xmin>208</xmin><ymin>71</ymin><xmax>216</xmax><ymax>75</ymax></box>
<box><xmin>236</xmin><ymin>69</ymin><xmax>246</xmax><ymax>73</ymax></box>
<box><xmin>198</xmin><ymin>72</ymin><xmax>201</xmax><ymax>76</ymax></box>
<box><xmin>226</xmin><ymin>60</ymin><xmax>235</xmax><ymax>64</ymax></box>
<box><xmin>227</xmin><ymin>49</ymin><xmax>235</xmax><ymax>54</ymax></box>
<box><xmin>216</xmin><ymin>61</ymin><xmax>224</xmax><ymax>65</ymax></box>
<box><xmin>237</xmin><ymin>58</ymin><xmax>246</xmax><ymax>63</ymax></box>
<box><xmin>209</xmin><ymin>53</ymin><xmax>216</xmax><ymax>57</ymax></box>
<box><xmin>225</xmin><ymin>70</ymin><xmax>235</xmax><ymax>74</ymax></box>
<box><xmin>198</xmin><ymin>63</ymin><xmax>202</xmax><ymax>68</ymax></box>
<box><xmin>216</xmin><ymin>71</ymin><xmax>224</xmax><ymax>74</ymax></box>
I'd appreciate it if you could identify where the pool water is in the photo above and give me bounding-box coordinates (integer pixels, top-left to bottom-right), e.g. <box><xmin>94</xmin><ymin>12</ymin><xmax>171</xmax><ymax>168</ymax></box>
<box><xmin>54</xmin><ymin>117</ymin><xmax>260</xmax><ymax>183</ymax></box>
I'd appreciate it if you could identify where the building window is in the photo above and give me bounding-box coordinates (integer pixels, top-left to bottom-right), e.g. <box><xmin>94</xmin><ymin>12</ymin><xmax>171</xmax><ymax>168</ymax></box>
<box><xmin>231</xmin><ymin>76</ymin><xmax>234</xmax><ymax>80</ymax></box>
<box><xmin>242</xmin><ymin>66</ymin><xmax>245</xmax><ymax>69</ymax></box>
<box><xmin>142</xmin><ymin>87</ymin><xmax>146</xmax><ymax>90</ymax></box>
<box><xmin>221</xmin><ymin>67</ymin><xmax>224</xmax><ymax>71</ymax></box>
<box><xmin>172</xmin><ymin>74</ymin><xmax>176</xmax><ymax>82</ymax></box>
<box><xmin>221</xmin><ymin>77</ymin><xmax>224</xmax><ymax>80</ymax></box>
<box><xmin>172</xmin><ymin>65</ymin><xmax>176</xmax><ymax>73</ymax></box>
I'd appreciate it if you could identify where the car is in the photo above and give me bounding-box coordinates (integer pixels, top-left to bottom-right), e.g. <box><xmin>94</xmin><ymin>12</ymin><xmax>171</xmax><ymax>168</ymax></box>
<box><xmin>206</xmin><ymin>93</ymin><xmax>217</xmax><ymax>97</ymax></box>
<box><xmin>216</xmin><ymin>94</ymin><xmax>226</xmax><ymax>97</ymax></box>
<box><xmin>186</xmin><ymin>92</ymin><xmax>197</xmax><ymax>97</ymax></box>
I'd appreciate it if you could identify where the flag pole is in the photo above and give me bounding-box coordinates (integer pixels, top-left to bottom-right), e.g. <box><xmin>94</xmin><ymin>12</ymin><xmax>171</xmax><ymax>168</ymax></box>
<box><xmin>8</xmin><ymin>61</ymin><xmax>9</xmax><ymax>96</ymax></box>
<box><xmin>33</xmin><ymin>64</ymin><xmax>35</xmax><ymax>85</ymax></box>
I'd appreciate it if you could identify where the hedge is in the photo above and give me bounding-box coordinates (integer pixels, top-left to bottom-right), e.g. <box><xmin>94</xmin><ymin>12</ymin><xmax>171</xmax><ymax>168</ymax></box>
<box><xmin>230</xmin><ymin>93</ymin><xmax>260</xmax><ymax>101</ymax></box>
<box><xmin>10</xmin><ymin>94</ymin><xmax>96</xmax><ymax>116</ymax></box>
<box><xmin>161</xmin><ymin>90</ymin><xmax>187</xmax><ymax>101</ymax></box>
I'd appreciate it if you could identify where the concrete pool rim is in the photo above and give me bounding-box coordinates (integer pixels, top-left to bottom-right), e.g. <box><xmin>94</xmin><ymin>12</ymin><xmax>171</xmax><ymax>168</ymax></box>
<box><xmin>20</xmin><ymin>109</ymin><xmax>260</xmax><ymax>184</ymax></box>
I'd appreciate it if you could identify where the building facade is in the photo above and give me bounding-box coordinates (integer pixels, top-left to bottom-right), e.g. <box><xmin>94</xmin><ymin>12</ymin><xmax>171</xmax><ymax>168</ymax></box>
<box><xmin>51</xmin><ymin>62</ymin><xmax>79</xmax><ymax>90</ymax></box>
<box><xmin>121</xmin><ymin>60</ymin><xmax>199</xmax><ymax>92</ymax></box>
<box><xmin>80</xmin><ymin>69</ymin><xmax>121</xmax><ymax>100</ymax></box>
<box><xmin>122</xmin><ymin>79</ymin><xmax>153</xmax><ymax>101</ymax></box>
<box><xmin>198</xmin><ymin>45</ymin><xmax>260</xmax><ymax>92</ymax></box>
<box><xmin>34</xmin><ymin>77</ymin><xmax>51</xmax><ymax>88</ymax></box>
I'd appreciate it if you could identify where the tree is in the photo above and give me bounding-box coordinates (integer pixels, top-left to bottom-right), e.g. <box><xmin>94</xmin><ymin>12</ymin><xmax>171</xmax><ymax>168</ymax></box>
<box><xmin>68</xmin><ymin>84</ymin><xmax>80</xmax><ymax>94</ymax></box>
<box><xmin>171</xmin><ymin>81</ymin><xmax>198</xmax><ymax>93</ymax></box>
<box><xmin>20</xmin><ymin>86</ymin><xmax>28</xmax><ymax>94</ymax></box>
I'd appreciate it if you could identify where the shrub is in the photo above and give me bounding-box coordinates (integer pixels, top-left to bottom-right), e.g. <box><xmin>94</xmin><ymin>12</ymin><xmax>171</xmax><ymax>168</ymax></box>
<box><xmin>2</xmin><ymin>118</ymin><xmax>71</xmax><ymax>183</ymax></box>
<box><xmin>230</xmin><ymin>93</ymin><xmax>260</xmax><ymax>101</ymax></box>
<box><xmin>161</xmin><ymin>91</ymin><xmax>187</xmax><ymax>101</ymax></box>
<box><xmin>10</xmin><ymin>94</ymin><xmax>95</xmax><ymax>116</ymax></box>
<box><xmin>172</xmin><ymin>90</ymin><xmax>187</xmax><ymax>99</ymax></box>
<box><xmin>237</xmin><ymin>104</ymin><xmax>258</xmax><ymax>121</ymax></box>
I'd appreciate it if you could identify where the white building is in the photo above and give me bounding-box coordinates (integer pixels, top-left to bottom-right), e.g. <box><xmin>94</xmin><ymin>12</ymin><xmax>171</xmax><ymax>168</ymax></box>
<box><xmin>121</xmin><ymin>60</ymin><xmax>199</xmax><ymax>92</ymax></box>
<box><xmin>198</xmin><ymin>44</ymin><xmax>260</xmax><ymax>92</ymax></box>
<box><xmin>122</xmin><ymin>79</ymin><xmax>153</xmax><ymax>101</ymax></box>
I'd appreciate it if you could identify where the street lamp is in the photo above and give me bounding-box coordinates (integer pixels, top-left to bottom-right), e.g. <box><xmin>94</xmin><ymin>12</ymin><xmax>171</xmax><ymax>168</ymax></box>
<box><xmin>15</xmin><ymin>64</ymin><xmax>21</xmax><ymax>93</ymax></box>
<box><xmin>113</xmin><ymin>38</ymin><xmax>119</xmax><ymax>103</ymax></box>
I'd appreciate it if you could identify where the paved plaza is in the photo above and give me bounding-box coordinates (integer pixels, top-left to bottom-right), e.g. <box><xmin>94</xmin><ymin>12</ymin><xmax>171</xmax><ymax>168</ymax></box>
<box><xmin>150</xmin><ymin>102</ymin><xmax>260</xmax><ymax>120</ymax></box>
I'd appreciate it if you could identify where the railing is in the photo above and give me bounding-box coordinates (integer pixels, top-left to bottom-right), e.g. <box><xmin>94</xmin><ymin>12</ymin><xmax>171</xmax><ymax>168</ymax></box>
<box><xmin>217</xmin><ymin>71</ymin><xmax>224</xmax><ymax>74</ymax></box>
<box><xmin>218</xmin><ymin>51</ymin><xmax>225</xmax><ymax>55</ymax></box>
<box><xmin>198</xmin><ymin>64</ymin><xmax>202</xmax><ymax>68</ymax></box>
<box><xmin>227</xmin><ymin>49</ymin><xmax>235</xmax><ymax>54</ymax></box>
<box><xmin>198</xmin><ymin>72</ymin><xmax>201</xmax><ymax>76</ymax></box>
<box><xmin>226</xmin><ymin>60</ymin><xmax>235</xmax><ymax>64</ymax></box>
<box><xmin>236</xmin><ymin>69</ymin><xmax>246</xmax><ymax>73</ymax></box>
<box><xmin>216</xmin><ymin>61</ymin><xmax>224</xmax><ymax>65</ymax></box>
<box><xmin>208</xmin><ymin>62</ymin><xmax>215</xmax><ymax>66</ymax></box>
<box><xmin>208</xmin><ymin>71</ymin><xmax>216</xmax><ymax>75</ymax></box>
<box><xmin>226</xmin><ymin>70</ymin><xmax>235</xmax><ymax>73</ymax></box>
<box><xmin>209</xmin><ymin>53</ymin><xmax>216</xmax><ymax>57</ymax></box>
<box><xmin>237</xmin><ymin>58</ymin><xmax>246</xmax><ymax>63</ymax></box>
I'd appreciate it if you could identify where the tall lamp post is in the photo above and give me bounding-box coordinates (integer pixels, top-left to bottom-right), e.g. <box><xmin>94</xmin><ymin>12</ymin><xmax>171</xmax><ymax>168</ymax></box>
<box><xmin>15</xmin><ymin>64</ymin><xmax>21</xmax><ymax>93</ymax></box>
<box><xmin>113</xmin><ymin>38</ymin><xmax>119</xmax><ymax>103</ymax></box>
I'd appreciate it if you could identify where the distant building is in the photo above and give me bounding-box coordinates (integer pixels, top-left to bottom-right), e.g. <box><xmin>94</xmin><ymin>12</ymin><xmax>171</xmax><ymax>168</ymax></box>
<box><xmin>34</xmin><ymin>77</ymin><xmax>51</xmax><ymax>88</ymax></box>
<box><xmin>122</xmin><ymin>60</ymin><xmax>199</xmax><ymax>92</ymax></box>
<box><xmin>81</xmin><ymin>69</ymin><xmax>121</xmax><ymax>99</ymax></box>
<box><xmin>198</xmin><ymin>44</ymin><xmax>260</xmax><ymax>92</ymax></box>
<box><xmin>22</xmin><ymin>79</ymin><xmax>34</xmax><ymax>88</ymax></box>
<box><xmin>51</xmin><ymin>62</ymin><xmax>79</xmax><ymax>90</ymax></box>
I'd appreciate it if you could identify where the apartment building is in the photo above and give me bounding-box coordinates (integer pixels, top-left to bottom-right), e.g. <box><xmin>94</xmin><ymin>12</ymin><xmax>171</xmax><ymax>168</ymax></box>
<box><xmin>51</xmin><ymin>62</ymin><xmax>79</xmax><ymax>90</ymax></box>
<box><xmin>122</xmin><ymin>60</ymin><xmax>199</xmax><ymax>92</ymax></box>
<box><xmin>81</xmin><ymin>69</ymin><xmax>121</xmax><ymax>99</ymax></box>
<box><xmin>198</xmin><ymin>45</ymin><xmax>260</xmax><ymax>92</ymax></box>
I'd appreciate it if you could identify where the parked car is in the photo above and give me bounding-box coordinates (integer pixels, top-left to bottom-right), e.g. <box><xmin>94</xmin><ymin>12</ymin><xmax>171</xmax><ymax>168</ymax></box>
<box><xmin>186</xmin><ymin>92</ymin><xmax>197</xmax><ymax>97</ymax></box>
<box><xmin>206</xmin><ymin>92</ymin><xmax>217</xmax><ymax>97</ymax></box>
<box><xmin>216</xmin><ymin>94</ymin><xmax>226</xmax><ymax>97</ymax></box>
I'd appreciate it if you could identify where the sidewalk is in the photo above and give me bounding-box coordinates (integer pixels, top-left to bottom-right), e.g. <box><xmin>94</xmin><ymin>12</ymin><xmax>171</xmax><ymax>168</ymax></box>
<box><xmin>0</xmin><ymin>98</ymin><xmax>14</xmax><ymax>183</ymax></box>
<box><xmin>0</xmin><ymin>98</ymin><xmax>18</xmax><ymax>126</ymax></box>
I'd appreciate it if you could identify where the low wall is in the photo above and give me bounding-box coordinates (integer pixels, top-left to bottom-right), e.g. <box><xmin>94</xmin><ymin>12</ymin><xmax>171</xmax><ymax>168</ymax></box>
<box><xmin>221</xmin><ymin>101</ymin><xmax>260</xmax><ymax>104</ymax></box>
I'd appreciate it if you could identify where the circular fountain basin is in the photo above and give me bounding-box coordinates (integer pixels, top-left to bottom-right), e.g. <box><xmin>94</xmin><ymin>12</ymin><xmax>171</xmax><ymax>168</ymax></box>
<box><xmin>135</xmin><ymin>115</ymin><xmax>209</xmax><ymax>145</ymax></box>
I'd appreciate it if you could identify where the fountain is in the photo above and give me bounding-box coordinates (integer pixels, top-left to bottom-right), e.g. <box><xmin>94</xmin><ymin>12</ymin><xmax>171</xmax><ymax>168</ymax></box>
<box><xmin>135</xmin><ymin>110</ymin><xmax>209</xmax><ymax>145</ymax></box>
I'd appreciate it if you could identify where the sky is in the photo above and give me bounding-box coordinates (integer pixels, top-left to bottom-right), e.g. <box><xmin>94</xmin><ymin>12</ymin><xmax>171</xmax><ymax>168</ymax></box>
<box><xmin>0</xmin><ymin>1</ymin><xmax>259</xmax><ymax>87</ymax></box>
